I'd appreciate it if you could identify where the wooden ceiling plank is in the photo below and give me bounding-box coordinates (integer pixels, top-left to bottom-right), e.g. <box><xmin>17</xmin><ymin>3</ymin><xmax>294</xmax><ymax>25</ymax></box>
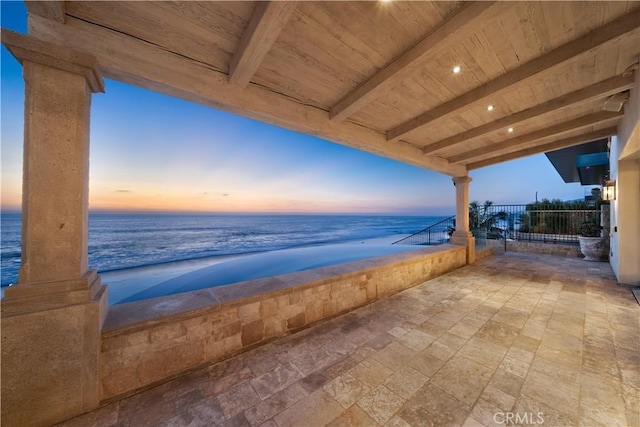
<box><xmin>228</xmin><ymin>1</ymin><xmax>297</xmax><ymax>88</ymax></box>
<box><xmin>65</xmin><ymin>2</ymin><xmax>240</xmax><ymax>72</ymax></box>
<box><xmin>329</xmin><ymin>1</ymin><xmax>499</xmax><ymax>122</ymax></box>
<box><xmin>449</xmin><ymin>110</ymin><xmax>623</xmax><ymax>163</ymax></box>
<box><xmin>28</xmin><ymin>14</ymin><xmax>466</xmax><ymax>177</ymax></box>
<box><xmin>422</xmin><ymin>74</ymin><xmax>635</xmax><ymax>154</ymax></box>
<box><xmin>468</xmin><ymin>127</ymin><xmax>617</xmax><ymax>169</ymax></box>
<box><xmin>25</xmin><ymin>1</ymin><xmax>65</xmax><ymax>23</ymax></box>
<box><xmin>388</xmin><ymin>7</ymin><xmax>640</xmax><ymax>142</ymax></box>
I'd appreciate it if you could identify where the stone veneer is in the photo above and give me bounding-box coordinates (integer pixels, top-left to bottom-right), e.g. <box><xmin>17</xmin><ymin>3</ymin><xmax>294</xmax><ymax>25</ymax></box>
<box><xmin>486</xmin><ymin>240</ymin><xmax>582</xmax><ymax>258</ymax></box>
<box><xmin>99</xmin><ymin>245</ymin><xmax>467</xmax><ymax>401</ymax></box>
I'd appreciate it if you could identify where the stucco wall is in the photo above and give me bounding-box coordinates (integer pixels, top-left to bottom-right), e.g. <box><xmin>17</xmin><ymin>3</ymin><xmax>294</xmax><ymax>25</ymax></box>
<box><xmin>609</xmin><ymin>149</ymin><xmax>640</xmax><ymax>285</ymax></box>
<box><xmin>616</xmin><ymin>67</ymin><xmax>640</xmax><ymax>160</ymax></box>
<box><xmin>610</xmin><ymin>66</ymin><xmax>640</xmax><ymax>286</ymax></box>
<box><xmin>99</xmin><ymin>245</ymin><xmax>467</xmax><ymax>401</ymax></box>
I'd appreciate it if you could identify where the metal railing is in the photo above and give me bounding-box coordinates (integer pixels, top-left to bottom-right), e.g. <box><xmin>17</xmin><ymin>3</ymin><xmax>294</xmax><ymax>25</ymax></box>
<box><xmin>393</xmin><ymin>203</ymin><xmax>600</xmax><ymax>248</ymax></box>
<box><xmin>476</xmin><ymin>204</ymin><xmax>599</xmax><ymax>245</ymax></box>
<box><xmin>392</xmin><ymin>215</ymin><xmax>455</xmax><ymax>246</ymax></box>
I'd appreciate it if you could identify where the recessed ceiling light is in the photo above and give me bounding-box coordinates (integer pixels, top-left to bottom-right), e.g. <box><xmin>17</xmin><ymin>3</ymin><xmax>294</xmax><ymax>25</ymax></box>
<box><xmin>508</xmin><ymin>127</ymin><xmax>514</xmax><ymax>133</ymax></box>
<box><xmin>487</xmin><ymin>105</ymin><xmax>495</xmax><ymax>111</ymax></box>
<box><xmin>452</xmin><ymin>65</ymin><xmax>461</xmax><ymax>74</ymax></box>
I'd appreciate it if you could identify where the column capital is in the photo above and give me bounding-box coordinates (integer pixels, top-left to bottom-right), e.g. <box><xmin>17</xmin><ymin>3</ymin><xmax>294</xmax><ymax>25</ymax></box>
<box><xmin>452</xmin><ymin>175</ymin><xmax>473</xmax><ymax>186</ymax></box>
<box><xmin>1</xmin><ymin>29</ymin><xmax>104</xmax><ymax>93</ymax></box>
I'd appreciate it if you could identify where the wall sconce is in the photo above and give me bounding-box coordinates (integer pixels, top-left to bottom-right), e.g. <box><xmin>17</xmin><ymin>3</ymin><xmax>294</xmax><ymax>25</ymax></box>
<box><xmin>602</xmin><ymin>180</ymin><xmax>616</xmax><ymax>201</ymax></box>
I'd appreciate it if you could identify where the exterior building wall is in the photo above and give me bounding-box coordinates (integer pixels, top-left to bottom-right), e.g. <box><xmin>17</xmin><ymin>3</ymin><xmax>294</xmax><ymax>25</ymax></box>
<box><xmin>610</xmin><ymin>66</ymin><xmax>640</xmax><ymax>286</ymax></box>
<box><xmin>616</xmin><ymin>67</ymin><xmax>640</xmax><ymax>159</ymax></box>
<box><xmin>99</xmin><ymin>246</ymin><xmax>467</xmax><ymax>401</ymax></box>
<box><xmin>609</xmin><ymin>152</ymin><xmax>640</xmax><ymax>285</ymax></box>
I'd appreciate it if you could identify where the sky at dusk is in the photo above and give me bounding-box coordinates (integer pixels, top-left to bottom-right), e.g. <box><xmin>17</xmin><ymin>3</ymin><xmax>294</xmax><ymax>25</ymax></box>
<box><xmin>1</xmin><ymin>2</ymin><xmax>591</xmax><ymax>215</ymax></box>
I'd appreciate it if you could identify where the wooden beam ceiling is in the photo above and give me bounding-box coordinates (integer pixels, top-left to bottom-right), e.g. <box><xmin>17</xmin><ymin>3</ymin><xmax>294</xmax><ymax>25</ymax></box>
<box><xmin>422</xmin><ymin>75</ymin><xmax>635</xmax><ymax>155</ymax></box>
<box><xmin>387</xmin><ymin>8</ymin><xmax>640</xmax><ymax>142</ymax></box>
<box><xmin>449</xmin><ymin>111</ymin><xmax>623</xmax><ymax>164</ymax></box>
<box><xmin>329</xmin><ymin>1</ymin><xmax>498</xmax><ymax>122</ymax></box>
<box><xmin>29</xmin><ymin>14</ymin><xmax>467</xmax><ymax>177</ymax></box>
<box><xmin>228</xmin><ymin>1</ymin><xmax>297</xmax><ymax>88</ymax></box>
<box><xmin>468</xmin><ymin>127</ymin><xmax>618</xmax><ymax>170</ymax></box>
<box><xmin>20</xmin><ymin>2</ymin><xmax>638</xmax><ymax>179</ymax></box>
<box><xmin>25</xmin><ymin>0</ymin><xmax>65</xmax><ymax>23</ymax></box>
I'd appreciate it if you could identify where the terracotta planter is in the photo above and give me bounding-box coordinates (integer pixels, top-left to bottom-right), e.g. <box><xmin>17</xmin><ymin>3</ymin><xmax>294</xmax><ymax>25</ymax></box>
<box><xmin>579</xmin><ymin>236</ymin><xmax>608</xmax><ymax>261</ymax></box>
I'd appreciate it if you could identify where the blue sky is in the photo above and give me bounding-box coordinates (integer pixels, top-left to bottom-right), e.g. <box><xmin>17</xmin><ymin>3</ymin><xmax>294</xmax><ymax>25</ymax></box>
<box><xmin>1</xmin><ymin>2</ymin><xmax>590</xmax><ymax>215</ymax></box>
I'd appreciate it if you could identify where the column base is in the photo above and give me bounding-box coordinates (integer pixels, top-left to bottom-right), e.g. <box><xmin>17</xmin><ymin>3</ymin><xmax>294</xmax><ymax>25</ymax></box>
<box><xmin>450</xmin><ymin>231</ymin><xmax>476</xmax><ymax>264</ymax></box>
<box><xmin>3</xmin><ymin>270</ymin><xmax>105</xmax><ymax>317</ymax></box>
<box><xmin>1</xmin><ymin>274</ymin><xmax>107</xmax><ymax>426</ymax></box>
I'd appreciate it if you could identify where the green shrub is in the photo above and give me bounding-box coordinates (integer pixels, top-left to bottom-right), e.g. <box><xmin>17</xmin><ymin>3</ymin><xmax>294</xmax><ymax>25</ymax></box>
<box><xmin>580</xmin><ymin>221</ymin><xmax>601</xmax><ymax>237</ymax></box>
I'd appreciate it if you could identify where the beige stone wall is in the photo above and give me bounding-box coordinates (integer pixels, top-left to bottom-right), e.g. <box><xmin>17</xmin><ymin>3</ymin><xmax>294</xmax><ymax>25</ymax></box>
<box><xmin>475</xmin><ymin>246</ymin><xmax>495</xmax><ymax>261</ymax></box>
<box><xmin>99</xmin><ymin>245</ymin><xmax>466</xmax><ymax>401</ymax></box>
<box><xmin>486</xmin><ymin>240</ymin><xmax>582</xmax><ymax>257</ymax></box>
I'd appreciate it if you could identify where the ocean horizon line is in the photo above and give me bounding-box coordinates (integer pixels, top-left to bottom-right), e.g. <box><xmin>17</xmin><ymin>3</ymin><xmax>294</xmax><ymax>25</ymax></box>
<box><xmin>1</xmin><ymin>209</ymin><xmax>454</xmax><ymax>217</ymax></box>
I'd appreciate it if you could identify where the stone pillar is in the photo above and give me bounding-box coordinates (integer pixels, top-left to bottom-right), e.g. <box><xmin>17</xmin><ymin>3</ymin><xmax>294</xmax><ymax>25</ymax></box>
<box><xmin>1</xmin><ymin>30</ymin><xmax>107</xmax><ymax>427</ymax></box>
<box><xmin>450</xmin><ymin>176</ymin><xmax>476</xmax><ymax>264</ymax></box>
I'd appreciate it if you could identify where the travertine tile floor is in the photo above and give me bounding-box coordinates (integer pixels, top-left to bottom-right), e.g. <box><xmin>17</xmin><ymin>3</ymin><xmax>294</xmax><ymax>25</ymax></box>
<box><xmin>60</xmin><ymin>252</ymin><xmax>639</xmax><ymax>427</ymax></box>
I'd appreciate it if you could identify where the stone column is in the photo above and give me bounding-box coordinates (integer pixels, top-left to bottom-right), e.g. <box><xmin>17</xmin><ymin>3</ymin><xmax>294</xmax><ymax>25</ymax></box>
<box><xmin>1</xmin><ymin>30</ymin><xmax>107</xmax><ymax>427</ymax></box>
<box><xmin>450</xmin><ymin>176</ymin><xmax>476</xmax><ymax>264</ymax></box>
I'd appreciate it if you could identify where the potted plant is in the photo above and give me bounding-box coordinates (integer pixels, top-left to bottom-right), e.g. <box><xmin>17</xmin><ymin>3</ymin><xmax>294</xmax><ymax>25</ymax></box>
<box><xmin>469</xmin><ymin>201</ymin><xmax>506</xmax><ymax>242</ymax></box>
<box><xmin>578</xmin><ymin>221</ymin><xmax>608</xmax><ymax>261</ymax></box>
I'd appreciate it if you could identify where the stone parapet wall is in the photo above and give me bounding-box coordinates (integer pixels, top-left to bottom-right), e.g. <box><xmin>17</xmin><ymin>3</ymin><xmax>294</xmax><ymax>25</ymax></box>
<box><xmin>475</xmin><ymin>246</ymin><xmax>495</xmax><ymax>261</ymax></box>
<box><xmin>99</xmin><ymin>245</ymin><xmax>467</xmax><ymax>401</ymax></box>
<box><xmin>486</xmin><ymin>240</ymin><xmax>582</xmax><ymax>257</ymax></box>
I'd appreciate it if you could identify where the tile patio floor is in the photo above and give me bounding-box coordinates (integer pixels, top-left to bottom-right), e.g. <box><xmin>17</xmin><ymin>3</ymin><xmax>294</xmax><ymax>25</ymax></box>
<box><xmin>59</xmin><ymin>252</ymin><xmax>639</xmax><ymax>427</ymax></box>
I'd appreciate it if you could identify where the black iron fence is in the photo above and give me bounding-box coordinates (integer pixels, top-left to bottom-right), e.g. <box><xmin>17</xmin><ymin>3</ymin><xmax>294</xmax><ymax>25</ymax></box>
<box><xmin>392</xmin><ymin>215</ymin><xmax>455</xmax><ymax>245</ymax></box>
<box><xmin>393</xmin><ymin>203</ymin><xmax>600</xmax><ymax>247</ymax></box>
<box><xmin>483</xmin><ymin>204</ymin><xmax>599</xmax><ymax>245</ymax></box>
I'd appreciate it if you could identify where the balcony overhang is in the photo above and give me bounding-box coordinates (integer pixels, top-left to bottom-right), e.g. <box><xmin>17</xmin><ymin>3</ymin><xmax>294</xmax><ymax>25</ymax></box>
<box><xmin>545</xmin><ymin>139</ymin><xmax>610</xmax><ymax>185</ymax></box>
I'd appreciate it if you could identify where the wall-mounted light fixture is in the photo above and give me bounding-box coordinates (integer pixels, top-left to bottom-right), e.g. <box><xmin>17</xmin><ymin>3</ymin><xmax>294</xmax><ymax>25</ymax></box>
<box><xmin>602</xmin><ymin>180</ymin><xmax>616</xmax><ymax>201</ymax></box>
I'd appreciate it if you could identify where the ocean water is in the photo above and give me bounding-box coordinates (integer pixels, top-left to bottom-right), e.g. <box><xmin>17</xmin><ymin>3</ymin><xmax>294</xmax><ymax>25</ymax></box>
<box><xmin>1</xmin><ymin>213</ymin><xmax>446</xmax><ymax>287</ymax></box>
